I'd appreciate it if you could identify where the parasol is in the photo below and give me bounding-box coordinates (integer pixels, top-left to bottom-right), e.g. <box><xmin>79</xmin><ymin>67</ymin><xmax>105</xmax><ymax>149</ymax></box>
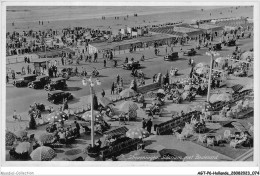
<box><xmin>157</xmin><ymin>89</ymin><xmax>165</xmax><ymax>94</ymax></box>
<box><xmin>195</xmin><ymin>67</ymin><xmax>209</xmax><ymax>75</ymax></box>
<box><xmin>181</xmin><ymin>91</ymin><xmax>190</xmax><ymax>100</ymax></box>
<box><xmin>47</xmin><ymin>111</ymin><xmax>68</xmax><ymax>123</ymax></box>
<box><xmin>215</xmin><ymin>57</ymin><xmax>226</xmax><ymax>63</ymax></box>
<box><xmin>6</xmin><ymin>131</ymin><xmax>17</xmax><ymax>146</ymax></box>
<box><xmin>209</xmin><ymin>93</ymin><xmax>232</xmax><ymax>103</ymax></box>
<box><xmin>119</xmin><ymin>101</ymin><xmax>139</xmax><ymax>112</ymax></box>
<box><xmin>196</xmin><ymin>62</ymin><xmax>210</xmax><ymax>68</ymax></box>
<box><xmin>15</xmin><ymin>142</ymin><xmax>32</xmax><ymax>154</ymax></box>
<box><xmin>184</xmin><ymin>85</ymin><xmax>191</xmax><ymax>91</ymax></box>
<box><xmin>38</xmin><ymin>133</ymin><xmax>55</xmax><ymax>144</ymax></box>
<box><xmin>240</xmin><ymin>51</ymin><xmax>253</xmax><ymax>60</ymax></box>
<box><xmin>119</xmin><ymin>88</ymin><xmax>137</xmax><ymax>98</ymax></box>
<box><xmin>98</xmin><ymin>97</ymin><xmax>113</xmax><ymax>107</ymax></box>
<box><xmin>30</xmin><ymin>146</ymin><xmax>57</xmax><ymax>161</ymax></box>
<box><xmin>126</xmin><ymin>128</ymin><xmax>149</xmax><ymax>139</ymax></box>
<box><xmin>82</xmin><ymin>110</ymin><xmax>103</xmax><ymax>121</ymax></box>
<box><xmin>14</xmin><ymin>130</ymin><xmax>28</xmax><ymax>139</ymax></box>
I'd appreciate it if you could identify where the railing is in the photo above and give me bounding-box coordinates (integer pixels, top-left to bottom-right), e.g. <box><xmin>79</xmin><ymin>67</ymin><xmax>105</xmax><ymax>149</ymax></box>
<box><xmin>100</xmin><ymin>138</ymin><xmax>141</xmax><ymax>159</ymax></box>
<box><xmin>156</xmin><ymin>111</ymin><xmax>201</xmax><ymax>135</ymax></box>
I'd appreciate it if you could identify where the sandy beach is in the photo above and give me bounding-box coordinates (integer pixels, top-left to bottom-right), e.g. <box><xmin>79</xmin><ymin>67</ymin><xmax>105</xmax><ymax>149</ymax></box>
<box><xmin>7</xmin><ymin>6</ymin><xmax>253</xmax><ymax>33</ymax></box>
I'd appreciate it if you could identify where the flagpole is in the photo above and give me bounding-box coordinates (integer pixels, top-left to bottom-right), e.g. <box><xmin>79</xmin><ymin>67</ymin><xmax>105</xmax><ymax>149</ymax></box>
<box><xmin>82</xmin><ymin>77</ymin><xmax>101</xmax><ymax>147</ymax></box>
<box><xmin>90</xmin><ymin>84</ymin><xmax>94</xmax><ymax>147</ymax></box>
<box><xmin>207</xmin><ymin>53</ymin><xmax>213</xmax><ymax>102</ymax></box>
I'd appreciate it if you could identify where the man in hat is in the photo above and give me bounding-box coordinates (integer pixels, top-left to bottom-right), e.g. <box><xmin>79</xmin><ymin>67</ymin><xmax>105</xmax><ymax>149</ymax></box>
<box><xmin>146</xmin><ymin>118</ymin><xmax>153</xmax><ymax>133</ymax></box>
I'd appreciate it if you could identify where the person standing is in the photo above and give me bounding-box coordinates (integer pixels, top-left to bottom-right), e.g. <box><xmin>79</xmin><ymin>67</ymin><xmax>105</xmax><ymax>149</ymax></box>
<box><xmin>142</xmin><ymin>118</ymin><xmax>146</xmax><ymax>129</ymax></box>
<box><xmin>101</xmin><ymin>89</ymin><xmax>105</xmax><ymax>97</ymax></box>
<box><xmin>74</xmin><ymin>121</ymin><xmax>81</xmax><ymax>137</ymax></box>
<box><xmin>111</xmin><ymin>82</ymin><xmax>115</xmax><ymax>95</ymax></box>
<box><xmin>27</xmin><ymin>65</ymin><xmax>30</xmax><ymax>74</ymax></box>
<box><xmin>116</xmin><ymin>74</ymin><xmax>120</xmax><ymax>85</ymax></box>
<box><xmin>61</xmin><ymin>57</ymin><xmax>64</xmax><ymax>65</ymax></box>
<box><xmin>104</xmin><ymin>59</ymin><xmax>106</xmax><ymax>67</ymax></box>
<box><xmin>165</xmin><ymin>47</ymin><xmax>168</xmax><ymax>55</ymax></box>
<box><xmin>146</xmin><ymin>119</ymin><xmax>153</xmax><ymax>133</ymax></box>
<box><xmin>120</xmin><ymin>78</ymin><xmax>124</xmax><ymax>87</ymax></box>
<box><xmin>6</xmin><ymin>74</ymin><xmax>9</xmax><ymax>84</ymax></box>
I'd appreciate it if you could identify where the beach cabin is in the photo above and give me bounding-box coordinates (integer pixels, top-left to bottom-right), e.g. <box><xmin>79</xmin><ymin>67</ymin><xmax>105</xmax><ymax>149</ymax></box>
<box><xmin>32</xmin><ymin>58</ymin><xmax>52</xmax><ymax>75</ymax></box>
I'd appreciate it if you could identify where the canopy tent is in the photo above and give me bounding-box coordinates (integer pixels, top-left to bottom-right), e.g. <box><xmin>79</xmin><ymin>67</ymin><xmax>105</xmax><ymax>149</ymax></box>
<box><xmin>104</xmin><ymin>126</ymin><xmax>128</xmax><ymax>138</ymax></box>
<box><xmin>119</xmin><ymin>88</ymin><xmax>137</xmax><ymax>98</ymax></box>
<box><xmin>98</xmin><ymin>97</ymin><xmax>113</xmax><ymax>107</ymax></box>
<box><xmin>30</xmin><ymin>146</ymin><xmax>56</xmax><ymax>161</ymax></box>
<box><xmin>36</xmin><ymin>48</ymin><xmax>75</xmax><ymax>58</ymax></box>
<box><xmin>126</xmin><ymin>127</ymin><xmax>149</xmax><ymax>139</ymax></box>
<box><xmin>119</xmin><ymin>101</ymin><xmax>139</xmax><ymax>112</ymax></box>
<box><xmin>209</xmin><ymin>93</ymin><xmax>232</xmax><ymax>103</ymax></box>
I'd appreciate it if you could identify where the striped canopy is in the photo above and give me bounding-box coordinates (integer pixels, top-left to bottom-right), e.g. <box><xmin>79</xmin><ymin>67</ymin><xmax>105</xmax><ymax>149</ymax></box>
<box><xmin>126</xmin><ymin>128</ymin><xmax>149</xmax><ymax>139</ymax></box>
<box><xmin>30</xmin><ymin>146</ymin><xmax>57</xmax><ymax>161</ymax></box>
<box><xmin>119</xmin><ymin>101</ymin><xmax>139</xmax><ymax>112</ymax></box>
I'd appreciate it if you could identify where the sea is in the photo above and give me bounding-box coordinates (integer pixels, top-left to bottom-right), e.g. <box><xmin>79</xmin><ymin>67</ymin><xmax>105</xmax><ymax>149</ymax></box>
<box><xmin>7</xmin><ymin>6</ymin><xmax>223</xmax><ymax>24</ymax></box>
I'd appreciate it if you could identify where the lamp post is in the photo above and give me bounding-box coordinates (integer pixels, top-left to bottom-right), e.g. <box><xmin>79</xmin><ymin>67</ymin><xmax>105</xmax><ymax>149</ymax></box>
<box><xmin>82</xmin><ymin>77</ymin><xmax>101</xmax><ymax>147</ymax></box>
<box><xmin>206</xmin><ymin>51</ymin><xmax>220</xmax><ymax>102</ymax></box>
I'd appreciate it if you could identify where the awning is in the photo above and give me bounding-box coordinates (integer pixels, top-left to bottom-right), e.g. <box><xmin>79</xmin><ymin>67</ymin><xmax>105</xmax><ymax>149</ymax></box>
<box><xmin>104</xmin><ymin>126</ymin><xmax>128</xmax><ymax>138</ymax></box>
<box><xmin>231</xmin><ymin>84</ymin><xmax>243</xmax><ymax>92</ymax></box>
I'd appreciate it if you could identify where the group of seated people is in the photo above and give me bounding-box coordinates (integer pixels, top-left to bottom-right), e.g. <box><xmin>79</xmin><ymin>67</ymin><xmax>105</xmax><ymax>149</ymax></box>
<box><xmin>47</xmin><ymin>123</ymin><xmax>80</xmax><ymax>144</ymax></box>
<box><xmin>132</xmin><ymin>93</ymin><xmax>145</xmax><ymax>103</ymax></box>
<box><xmin>229</xmin><ymin>131</ymin><xmax>253</xmax><ymax>148</ymax></box>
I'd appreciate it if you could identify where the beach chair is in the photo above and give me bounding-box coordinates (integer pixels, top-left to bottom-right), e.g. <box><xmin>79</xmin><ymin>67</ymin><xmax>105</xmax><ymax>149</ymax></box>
<box><xmin>175</xmin><ymin>132</ymin><xmax>184</xmax><ymax>141</ymax></box>
<box><xmin>206</xmin><ymin>137</ymin><xmax>214</xmax><ymax>147</ymax></box>
<box><xmin>197</xmin><ymin>134</ymin><xmax>207</xmax><ymax>143</ymax></box>
<box><xmin>223</xmin><ymin>130</ymin><xmax>231</xmax><ymax>141</ymax></box>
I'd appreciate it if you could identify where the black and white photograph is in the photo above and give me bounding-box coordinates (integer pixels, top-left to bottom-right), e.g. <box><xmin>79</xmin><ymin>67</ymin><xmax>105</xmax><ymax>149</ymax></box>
<box><xmin>1</xmin><ymin>0</ymin><xmax>259</xmax><ymax>175</ymax></box>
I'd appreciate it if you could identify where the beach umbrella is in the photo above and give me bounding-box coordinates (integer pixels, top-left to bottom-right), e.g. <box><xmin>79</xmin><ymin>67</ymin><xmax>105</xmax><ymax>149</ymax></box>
<box><xmin>195</xmin><ymin>67</ymin><xmax>209</xmax><ymax>75</ymax></box>
<box><xmin>146</xmin><ymin>92</ymin><xmax>156</xmax><ymax>98</ymax></box>
<box><xmin>184</xmin><ymin>84</ymin><xmax>191</xmax><ymax>91</ymax></box>
<box><xmin>15</xmin><ymin>142</ymin><xmax>31</xmax><ymax>154</ymax></box>
<box><xmin>14</xmin><ymin>130</ymin><xmax>28</xmax><ymax>139</ymax></box>
<box><xmin>215</xmin><ymin>57</ymin><xmax>226</xmax><ymax>63</ymax></box>
<box><xmin>196</xmin><ymin>62</ymin><xmax>209</xmax><ymax>68</ymax></box>
<box><xmin>98</xmin><ymin>97</ymin><xmax>113</xmax><ymax>107</ymax></box>
<box><xmin>119</xmin><ymin>101</ymin><xmax>139</xmax><ymax>112</ymax></box>
<box><xmin>46</xmin><ymin>111</ymin><xmax>68</xmax><ymax>123</ymax></box>
<box><xmin>119</xmin><ymin>88</ymin><xmax>137</xmax><ymax>98</ymax></box>
<box><xmin>38</xmin><ymin>133</ymin><xmax>55</xmax><ymax>145</ymax></box>
<box><xmin>217</xmin><ymin>93</ymin><xmax>232</xmax><ymax>102</ymax></box>
<box><xmin>126</xmin><ymin>128</ymin><xmax>149</xmax><ymax>139</ymax></box>
<box><xmin>6</xmin><ymin>131</ymin><xmax>17</xmax><ymax>146</ymax></box>
<box><xmin>209</xmin><ymin>93</ymin><xmax>232</xmax><ymax>103</ymax></box>
<box><xmin>82</xmin><ymin>110</ymin><xmax>103</xmax><ymax>121</ymax></box>
<box><xmin>181</xmin><ymin>91</ymin><xmax>190</xmax><ymax>100</ymax></box>
<box><xmin>30</xmin><ymin>146</ymin><xmax>57</xmax><ymax>161</ymax></box>
<box><xmin>241</xmin><ymin>51</ymin><xmax>253</xmax><ymax>60</ymax></box>
<box><xmin>157</xmin><ymin>89</ymin><xmax>165</xmax><ymax>94</ymax></box>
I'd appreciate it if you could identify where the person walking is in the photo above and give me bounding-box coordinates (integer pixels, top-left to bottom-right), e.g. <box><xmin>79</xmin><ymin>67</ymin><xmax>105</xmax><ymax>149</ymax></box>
<box><xmin>111</xmin><ymin>82</ymin><xmax>115</xmax><ymax>95</ymax></box>
<box><xmin>146</xmin><ymin>119</ymin><xmax>153</xmax><ymax>133</ymax></box>
<box><xmin>165</xmin><ymin>47</ymin><xmax>168</xmax><ymax>55</ymax></box>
